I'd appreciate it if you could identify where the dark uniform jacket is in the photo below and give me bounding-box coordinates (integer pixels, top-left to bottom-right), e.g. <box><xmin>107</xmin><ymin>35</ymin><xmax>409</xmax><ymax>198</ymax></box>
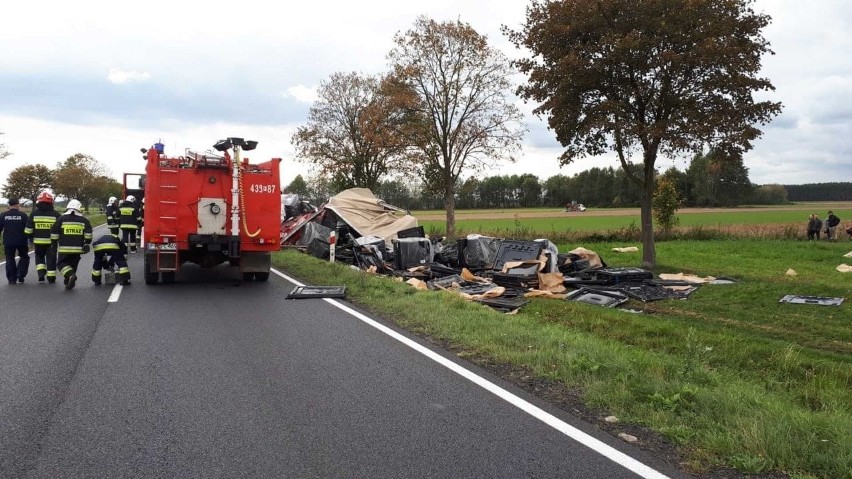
<box><xmin>25</xmin><ymin>203</ymin><xmax>61</xmax><ymax>246</ymax></box>
<box><xmin>50</xmin><ymin>212</ymin><xmax>93</xmax><ymax>254</ymax></box>
<box><xmin>0</xmin><ymin>208</ymin><xmax>28</xmax><ymax>247</ymax></box>
<box><xmin>118</xmin><ymin>201</ymin><xmax>142</xmax><ymax>229</ymax></box>
<box><xmin>827</xmin><ymin>214</ymin><xmax>840</xmax><ymax>228</ymax></box>
<box><xmin>105</xmin><ymin>203</ymin><xmax>120</xmax><ymax>228</ymax></box>
<box><xmin>93</xmin><ymin>234</ymin><xmax>128</xmax><ymax>255</ymax></box>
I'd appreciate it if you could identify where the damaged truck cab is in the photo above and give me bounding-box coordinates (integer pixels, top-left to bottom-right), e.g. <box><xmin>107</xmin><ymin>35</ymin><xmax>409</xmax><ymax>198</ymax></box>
<box><xmin>137</xmin><ymin>138</ymin><xmax>281</xmax><ymax>284</ymax></box>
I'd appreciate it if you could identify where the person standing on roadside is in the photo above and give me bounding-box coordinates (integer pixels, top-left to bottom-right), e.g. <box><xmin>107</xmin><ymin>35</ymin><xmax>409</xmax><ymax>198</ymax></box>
<box><xmin>806</xmin><ymin>214</ymin><xmax>818</xmax><ymax>240</ymax></box>
<box><xmin>105</xmin><ymin>196</ymin><xmax>120</xmax><ymax>237</ymax></box>
<box><xmin>825</xmin><ymin>210</ymin><xmax>841</xmax><ymax>241</ymax></box>
<box><xmin>51</xmin><ymin>199</ymin><xmax>92</xmax><ymax>290</ymax></box>
<box><xmin>812</xmin><ymin>214</ymin><xmax>824</xmax><ymax>241</ymax></box>
<box><xmin>0</xmin><ymin>198</ymin><xmax>30</xmax><ymax>284</ymax></box>
<box><xmin>118</xmin><ymin>195</ymin><xmax>142</xmax><ymax>253</ymax></box>
<box><xmin>24</xmin><ymin>191</ymin><xmax>61</xmax><ymax>283</ymax></box>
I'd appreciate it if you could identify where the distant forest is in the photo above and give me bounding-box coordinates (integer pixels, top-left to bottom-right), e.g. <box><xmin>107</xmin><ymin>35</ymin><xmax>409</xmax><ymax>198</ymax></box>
<box><xmin>783</xmin><ymin>183</ymin><xmax>852</xmax><ymax>202</ymax></box>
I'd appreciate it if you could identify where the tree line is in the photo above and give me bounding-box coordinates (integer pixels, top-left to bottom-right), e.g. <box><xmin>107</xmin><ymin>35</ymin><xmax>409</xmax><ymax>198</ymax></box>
<box><xmin>285</xmin><ymin>148</ymin><xmax>802</xmax><ymax>210</ymax></box>
<box><xmin>1</xmin><ymin>153</ymin><xmax>123</xmax><ymax>210</ymax></box>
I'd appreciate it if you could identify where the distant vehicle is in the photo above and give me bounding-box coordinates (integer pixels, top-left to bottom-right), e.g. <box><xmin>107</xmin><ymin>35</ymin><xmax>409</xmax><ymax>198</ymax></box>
<box><xmin>565</xmin><ymin>201</ymin><xmax>587</xmax><ymax>212</ymax></box>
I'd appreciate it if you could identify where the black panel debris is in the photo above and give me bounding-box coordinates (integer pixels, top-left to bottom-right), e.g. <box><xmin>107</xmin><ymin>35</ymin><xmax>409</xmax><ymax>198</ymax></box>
<box><xmin>287</xmin><ymin>285</ymin><xmax>347</xmax><ymax>299</ymax></box>
<box><xmin>778</xmin><ymin>295</ymin><xmax>845</xmax><ymax>306</ymax></box>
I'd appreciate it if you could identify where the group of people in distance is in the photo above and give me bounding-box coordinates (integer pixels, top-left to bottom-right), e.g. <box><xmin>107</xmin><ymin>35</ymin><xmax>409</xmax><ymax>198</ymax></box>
<box><xmin>806</xmin><ymin>210</ymin><xmax>846</xmax><ymax>241</ymax></box>
<box><xmin>0</xmin><ymin>192</ymin><xmax>139</xmax><ymax>290</ymax></box>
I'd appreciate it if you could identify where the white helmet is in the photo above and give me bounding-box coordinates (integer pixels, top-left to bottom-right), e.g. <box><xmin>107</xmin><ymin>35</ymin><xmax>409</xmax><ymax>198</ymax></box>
<box><xmin>108</xmin><ymin>196</ymin><xmax>117</xmax><ymax>204</ymax></box>
<box><xmin>67</xmin><ymin>199</ymin><xmax>83</xmax><ymax>211</ymax></box>
<box><xmin>126</xmin><ymin>195</ymin><xmax>136</xmax><ymax>202</ymax></box>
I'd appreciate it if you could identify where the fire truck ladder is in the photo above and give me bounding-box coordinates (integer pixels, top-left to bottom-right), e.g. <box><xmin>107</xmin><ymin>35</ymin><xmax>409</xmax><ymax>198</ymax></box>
<box><xmin>156</xmin><ymin>168</ymin><xmax>180</xmax><ymax>272</ymax></box>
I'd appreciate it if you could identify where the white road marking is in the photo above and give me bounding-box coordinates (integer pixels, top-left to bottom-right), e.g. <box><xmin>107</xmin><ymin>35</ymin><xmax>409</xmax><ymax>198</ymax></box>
<box><xmin>107</xmin><ymin>283</ymin><xmax>123</xmax><ymax>302</ymax></box>
<box><xmin>271</xmin><ymin>267</ymin><xmax>670</xmax><ymax>479</ymax></box>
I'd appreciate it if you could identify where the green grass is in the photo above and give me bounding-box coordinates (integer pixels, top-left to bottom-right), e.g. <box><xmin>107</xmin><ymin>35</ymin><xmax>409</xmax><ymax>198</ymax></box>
<box><xmin>273</xmin><ymin>239</ymin><xmax>852</xmax><ymax>478</ymax></box>
<box><xmin>418</xmin><ymin>208</ymin><xmax>851</xmax><ymax>237</ymax></box>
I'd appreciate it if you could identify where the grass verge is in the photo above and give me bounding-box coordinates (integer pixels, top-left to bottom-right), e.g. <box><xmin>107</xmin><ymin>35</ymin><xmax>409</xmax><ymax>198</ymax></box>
<box><xmin>273</xmin><ymin>239</ymin><xmax>852</xmax><ymax>479</ymax></box>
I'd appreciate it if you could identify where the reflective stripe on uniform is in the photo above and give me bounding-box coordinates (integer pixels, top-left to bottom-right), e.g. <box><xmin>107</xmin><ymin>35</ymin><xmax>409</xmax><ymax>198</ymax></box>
<box><xmin>58</xmin><ymin>246</ymin><xmax>84</xmax><ymax>254</ymax></box>
<box><xmin>33</xmin><ymin>238</ymin><xmax>52</xmax><ymax>245</ymax></box>
<box><xmin>118</xmin><ymin>267</ymin><xmax>130</xmax><ymax>274</ymax></box>
<box><xmin>46</xmin><ymin>271</ymin><xmax>56</xmax><ymax>278</ymax></box>
<box><xmin>92</xmin><ymin>270</ymin><xmax>102</xmax><ymax>277</ymax></box>
<box><xmin>119</xmin><ymin>225</ymin><xmax>138</xmax><ymax>230</ymax></box>
<box><xmin>93</xmin><ymin>243</ymin><xmax>120</xmax><ymax>252</ymax></box>
<box><xmin>61</xmin><ymin>266</ymin><xmax>74</xmax><ymax>275</ymax></box>
<box><xmin>36</xmin><ymin>264</ymin><xmax>47</xmax><ymax>271</ymax></box>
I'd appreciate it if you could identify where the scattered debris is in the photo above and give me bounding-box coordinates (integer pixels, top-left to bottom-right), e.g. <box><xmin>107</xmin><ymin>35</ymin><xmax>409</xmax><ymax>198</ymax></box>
<box><xmin>837</xmin><ymin>264</ymin><xmax>852</xmax><ymax>273</ymax></box>
<box><xmin>282</xmin><ymin>188</ymin><xmax>734</xmax><ymax>313</ymax></box>
<box><xmin>286</xmin><ymin>285</ymin><xmax>347</xmax><ymax>299</ymax></box>
<box><xmin>612</xmin><ymin>247</ymin><xmax>639</xmax><ymax>253</ymax></box>
<box><xmin>785</xmin><ymin>269</ymin><xmax>798</xmax><ymax>276</ymax></box>
<box><xmin>778</xmin><ymin>295</ymin><xmax>844</xmax><ymax>306</ymax></box>
<box><xmin>604</xmin><ymin>416</ymin><xmax>620</xmax><ymax>423</ymax></box>
<box><xmin>618</xmin><ymin>433</ymin><xmax>638</xmax><ymax>443</ymax></box>
<box><xmin>844</xmin><ymin>251</ymin><xmax>852</xmax><ymax>258</ymax></box>
<box><xmin>566</xmin><ymin>288</ymin><xmax>630</xmax><ymax>308</ymax></box>
<box><xmin>658</xmin><ymin>272</ymin><xmax>716</xmax><ymax>284</ymax></box>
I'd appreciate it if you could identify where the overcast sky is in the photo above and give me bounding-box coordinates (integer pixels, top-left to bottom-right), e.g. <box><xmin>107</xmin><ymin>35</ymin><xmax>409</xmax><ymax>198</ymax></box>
<box><xmin>1</xmin><ymin>0</ymin><xmax>850</xmax><ymax>200</ymax></box>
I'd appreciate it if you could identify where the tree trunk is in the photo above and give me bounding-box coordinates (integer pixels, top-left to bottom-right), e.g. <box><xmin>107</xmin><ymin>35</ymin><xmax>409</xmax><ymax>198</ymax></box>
<box><xmin>444</xmin><ymin>187</ymin><xmax>456</xmax><ymax>239</ymax></box>
<box><xmin>640</xmin><ymin>172</ymin><xmax>656</xmax><ymax>270</ymax></box>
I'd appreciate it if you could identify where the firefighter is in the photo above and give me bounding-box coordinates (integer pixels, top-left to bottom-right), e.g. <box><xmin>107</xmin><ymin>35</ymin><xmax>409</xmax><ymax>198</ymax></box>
<box><xmin>24</xmin><ymin>191</ymin><xmax>61</xmax><ymax>283</ymax></box>
<box><xmin>118</xmin><ymin>195</ymin><xmax>142</xmax><ymax>253</ymax></box>
<box><xmin>1</xmin><ymin>197</ymin><xmax>30</xmax><ymax>284</ymax></box>
<box><xmin>105</xmin><ymin>196</ymin><xmax>120</xmax><ymax>236</ymax></box>
<box><xmin>91</xmin><ymin>233</ymin><xmax>130</xmax><ymax>286</ymax></box>
<box><xmin>50</xmin><ymin>199</ymin><xmax>93</xmax><ymax>290</ymax></box>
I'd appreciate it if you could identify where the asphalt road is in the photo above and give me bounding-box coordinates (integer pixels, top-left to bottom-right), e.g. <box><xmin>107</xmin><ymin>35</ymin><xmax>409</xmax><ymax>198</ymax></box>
<box><xmin>0</xmin><ymin>228</ymin><xmax>685</xmax><ymax>479</ymax></box>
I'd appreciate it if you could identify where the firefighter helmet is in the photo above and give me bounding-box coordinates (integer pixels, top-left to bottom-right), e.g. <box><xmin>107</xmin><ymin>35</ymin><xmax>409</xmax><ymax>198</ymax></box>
<box><xmin>37</xmin><ymin>191</ymin><xmax>54</xmax><ymax>204</ymax></box>
<box><xmin>108</xmin><ymin>196</ymin><xmax>117</xmax><ymax>204</ymax></box>
<box><xmin>66</xmin><ymin>199</ymin><xmax>83</xmax><ymax>211</ymax></box>
<box><xmin>126</xmin><ymin>195</ymin><xmax>136</xmax><ymax>202</ymax></box>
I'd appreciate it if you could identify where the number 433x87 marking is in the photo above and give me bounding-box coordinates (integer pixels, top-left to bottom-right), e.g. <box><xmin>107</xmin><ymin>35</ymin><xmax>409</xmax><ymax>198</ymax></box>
<box><xmin>249</xmin><ymin>184</ymin><xmax>276</xmax><ymax>194</ymax></box>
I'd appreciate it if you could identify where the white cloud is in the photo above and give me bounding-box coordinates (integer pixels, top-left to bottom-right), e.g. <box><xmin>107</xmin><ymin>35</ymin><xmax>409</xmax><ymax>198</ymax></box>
<box><xmin>107</xmin><ymin>68</ymin><xmax>151</xmax><ymax>85</ymax></box>
<box><xmin>282</xmin><ymin>85</ymin><xmax>318</xmax><ymax>104</ymax></box>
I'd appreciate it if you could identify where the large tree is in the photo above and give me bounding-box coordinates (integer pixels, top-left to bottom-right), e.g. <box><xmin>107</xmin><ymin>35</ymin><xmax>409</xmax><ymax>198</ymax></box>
<box><xmin>507</xmin><ymin>0</ymin><xmax>781</xmax><ymax>267</ymax></box>
<box><xmin>2</xmin><ymin>164</ymin><xmax>53</xmax><ymax>203</ymax></box>
<box><xmin>386</xmin><ymin>16</ymin><xmax>525</xmax><ymax>238</ymax></box>
<box><xmin>687</xmin><ymin>149</ymin><xmax>753</xmax><ymax>207</ymax></box>
<box><xmin>292</xmin><ymin>71</ymin><xmax>407</xmax><ymax>191</ymax></box>
<box><xmin>52</xmin><ymin>153</ymin><xmax>110</xmax><ymax>211</ymax></box>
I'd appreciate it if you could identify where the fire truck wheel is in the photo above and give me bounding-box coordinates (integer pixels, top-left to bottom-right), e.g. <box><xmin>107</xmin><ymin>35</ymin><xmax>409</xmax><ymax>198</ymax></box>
<box><xmin>254</xmin><ymin>272</ymin><xmax>270</xmax><ymax>282</ymax></box>
<box><xmin>144</xmin><ymin>255</ymin><xmax>159</xmax><ymax>284</ymax></box>
<box><xmin>161</xmin><ymin>272</ymin><xmax>176</xmax><ymax>284</ymax></box>
<box><xmin>243</xmin><ymin>272</ymin><xmax>255</xmax><ymax>282</ymax></box>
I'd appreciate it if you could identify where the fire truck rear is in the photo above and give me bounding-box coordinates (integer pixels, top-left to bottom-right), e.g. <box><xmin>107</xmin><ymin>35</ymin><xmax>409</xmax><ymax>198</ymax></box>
<box><xmin>138</xmin><ymin>138</ymin><xmax>281</xmax><ymax>284</ymax></box>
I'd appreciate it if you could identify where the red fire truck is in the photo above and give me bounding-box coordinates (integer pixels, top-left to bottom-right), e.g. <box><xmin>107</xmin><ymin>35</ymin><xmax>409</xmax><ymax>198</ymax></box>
<box><xmin>128</xmin><ymin>138</ymin><xmax>281</xmax><ymax>284</ymax></box>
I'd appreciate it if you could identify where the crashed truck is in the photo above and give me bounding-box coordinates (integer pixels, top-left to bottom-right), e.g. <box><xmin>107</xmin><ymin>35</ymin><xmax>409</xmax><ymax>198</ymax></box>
<box><xmin>134</xmin><ymin>138</ymin><xmax>281</xmax><ymax>284</ymax></box>
<box><xmin>281</xmin><ymin>188</ymin><xmax>419</xmax><ymax>257</ymax></box>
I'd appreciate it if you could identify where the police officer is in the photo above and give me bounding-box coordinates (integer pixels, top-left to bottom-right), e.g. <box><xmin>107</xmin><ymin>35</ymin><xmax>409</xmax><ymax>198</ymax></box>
<box><xmin>105</xmin><ymin>196</ymin><xmax>120</xmax><ymax>236</ymax></box>
<box><xmin>24</xmin><ymin>191</ymin><xmax>61</xmax><ymax>283</ymax></box>
<box><xmin>91</xmin><ymin>233</ymin><xmax>131</xmax><ymax>286</ymax></box>
<box><xmin>1</xmin><ymin>197</ymin><xmax>30</xmax><ymax>284</ymax></box>
<box><xmin>50</xmin><ymin>199</ymin><xmax>93</xmax><ymax>290</ymax></box>
<box><xmin>118</xmin><ymin>195</ymin><xmax>142</xmax><ymax>253</ymax></box>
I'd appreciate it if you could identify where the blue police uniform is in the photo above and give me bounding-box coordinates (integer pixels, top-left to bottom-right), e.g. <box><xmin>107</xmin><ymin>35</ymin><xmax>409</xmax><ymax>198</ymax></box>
<box><xmin>1</xmin><ymin>204</ymin><xmax>30</xmax><ymax>284</ymax></box>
